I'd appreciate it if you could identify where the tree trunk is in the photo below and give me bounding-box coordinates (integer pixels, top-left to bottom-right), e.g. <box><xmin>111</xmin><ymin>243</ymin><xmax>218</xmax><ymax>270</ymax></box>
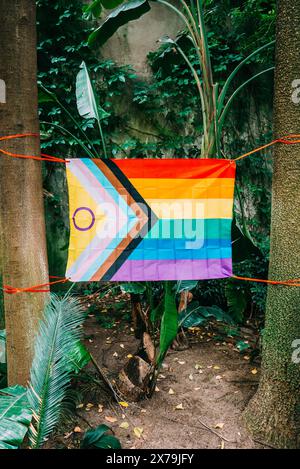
<box><xmin>243</xmin><ymin>0</ymin><xmax>300</xmax><ymax>448</ymax></box>
<box><xmin>0</xmin><ymin>0</ymin><xmax>49</xmax><ymax>385</ymax></box>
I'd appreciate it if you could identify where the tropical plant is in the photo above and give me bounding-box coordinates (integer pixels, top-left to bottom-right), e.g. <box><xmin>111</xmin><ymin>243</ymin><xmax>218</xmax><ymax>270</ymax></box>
<box><xmin>90</xmin><ymin>0</ymin><xmax>275</xmax><ymax>158</ymax></box>
<box><xmin>40</xmin><ymin>59</ymin><xmax>108</xmax><ymax>159</ymax></box>
<box><xmin>81</xmin><ymin>424</ymin><xmax>121</xmax><ymax>449</ymax></box>
<box><xmin>0</xmin><ymin>294</ymin><xmax>89</xmax><ymax>449</ymax></box>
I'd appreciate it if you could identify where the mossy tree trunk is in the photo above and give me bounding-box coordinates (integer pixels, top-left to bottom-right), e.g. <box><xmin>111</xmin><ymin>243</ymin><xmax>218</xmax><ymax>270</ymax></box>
<box><xmin>243</xmin><ymin>0</ymin><xmax>300</xmax><ymax>448</ymax></box>
<box><xmin>0</xmin><ymin>0</ymin><xmax>49</xmax><ymax>385</ymax></box>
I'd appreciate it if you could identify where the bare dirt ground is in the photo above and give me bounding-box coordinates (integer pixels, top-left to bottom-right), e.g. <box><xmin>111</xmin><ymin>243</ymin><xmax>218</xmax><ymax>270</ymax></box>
<box><xmin>49</xmin><ymin>290</ymin><xmax>265</xmax><ymax>449</ymax></box>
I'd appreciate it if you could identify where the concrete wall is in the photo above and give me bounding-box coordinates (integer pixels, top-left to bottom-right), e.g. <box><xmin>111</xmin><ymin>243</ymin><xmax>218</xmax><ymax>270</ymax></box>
<box><xmin>101</xmin><ymin>1</ymin><xmax>183</xmax><ymax>78</ymax></box>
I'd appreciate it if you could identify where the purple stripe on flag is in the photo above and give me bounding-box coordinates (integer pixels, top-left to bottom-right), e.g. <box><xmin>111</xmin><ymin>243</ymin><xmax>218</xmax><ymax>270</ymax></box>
<box><xmin>110</xmin><ymin>258</ymin><xmax>232</xmax><ymax>281</ymax></box>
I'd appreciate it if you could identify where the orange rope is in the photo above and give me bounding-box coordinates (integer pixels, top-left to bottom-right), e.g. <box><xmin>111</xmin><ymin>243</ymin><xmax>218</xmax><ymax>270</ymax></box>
<box><xmin>0</xmin><ymin>133</ymin><xmax>69</xmax><ymax>163</ymax></box>
<box><xmin>3</xmin><ymin>276</ymin><xmax>69</xmax><ymax>294</ymax></box>
<box><xmin>233</xmin><ymin>134</ymin><xmax>300</xmax><ymax>161</ymax></box>
<box><xmin>232</xmin><ymin>275</ymin><xmax>300</xmax><ymax>287</ymax></box>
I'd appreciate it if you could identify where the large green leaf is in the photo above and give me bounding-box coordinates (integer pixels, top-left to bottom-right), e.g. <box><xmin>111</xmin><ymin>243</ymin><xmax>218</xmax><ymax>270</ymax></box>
<box><xmin>120</xmin><ymin>282</ymin><xmax>146</xmax><ymax>294</ymax></box>
<box><xmin>101</xmin><ymin>0</ymin><xmax>124</xmax><ymax>9</ymax></box>
<box><xmin>88</xmin><ymin>0</ymin><xmax>151</xmax><ymax>47</ymax></box>
<box><xmin>156</xmin><ymin>282</ymin><xmax>178</xmax><ymax>366</ymax></box>
<box><xmin>0</xmin><ymin>385</ymin><xmax>32</xmax><ymax>449</ymax></box>
<box><xmin>76</xmin><ymin>61</ymin><xmax>110</xmax><ymax>122</ymax></box>
<box><xmin>27</xmin><ymin>294</ymin><xmax>86</xmax><ymax>449</ymax></box>
<box><xmin>81</xmin><ymin>424</ymin><xmax>121</xmax><ymax>449</ymax></box>
<box><xmin>83</xmin><ymin>0</ymin><xmax>103</xmax><ymax>20</ymax></box>
<box><xmin>179</xmin><ymin>302</ymin><xmax>234</xmax><ymax>328</ymax></box>
<box><xmin>176</xmin><ymin>280</ymin><xmax>198</xmax><ymax>293</ymax></box>
<box><xmin>66</xmin><ymin>341</ymin><xmax>91</xmax><ymax>374</ymax></box>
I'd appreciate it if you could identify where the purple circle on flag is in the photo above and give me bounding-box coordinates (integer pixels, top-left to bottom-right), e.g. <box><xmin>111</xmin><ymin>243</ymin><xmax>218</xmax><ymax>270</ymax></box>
<box><xmin>72</xmin><ymin>207</ymin><xmax>95</xmax><ymax>231</ymax></box>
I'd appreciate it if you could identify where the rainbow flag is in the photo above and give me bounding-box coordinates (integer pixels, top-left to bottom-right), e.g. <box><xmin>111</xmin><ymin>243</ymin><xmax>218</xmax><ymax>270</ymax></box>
<box><xmin>66</xmin><ymin>159</ymin><xmax>236</xmax><ymax>282</ymax></box>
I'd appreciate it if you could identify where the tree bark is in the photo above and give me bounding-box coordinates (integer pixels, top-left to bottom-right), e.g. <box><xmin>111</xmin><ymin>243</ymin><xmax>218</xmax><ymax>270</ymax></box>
<box><xmin>0</xmin><ymin>0</ymin><xmax>49</xmax><ymax>385</ymax></box>
<box><xmin>243</xmin><ymin>0</ymin><xmax>300</xmax><ymax>448</ymax></box>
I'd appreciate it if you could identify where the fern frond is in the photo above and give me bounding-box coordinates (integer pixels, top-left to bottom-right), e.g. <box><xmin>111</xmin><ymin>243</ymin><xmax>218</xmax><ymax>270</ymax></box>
<box><xmin>27</xmin><ymin>294</ymin><xmax>86</xmax><ymax>448</ymax></box>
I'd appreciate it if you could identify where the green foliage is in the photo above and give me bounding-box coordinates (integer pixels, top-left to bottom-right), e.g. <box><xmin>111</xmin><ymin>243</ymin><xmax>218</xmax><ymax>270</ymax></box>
<box><xmin>0</xmin><ymin>385</ymin><xmax>32</xmax><ymax>449</ymax></box>
<box><xmin>178</xmin><ymin>302</ymin><xmax>234</xmax><ymax>328</ymax></box>
<box><xmin>225</xmin><ymin>281</ymin><xmax>247</xmax><ymax>323</ymax></box>
<box><xmin>157</xmin><ymin>282</ymin><xmax>178</xmax><ymax>366</ymax></box>
<box><xmin>81</xmin><ymin>424</ymin><xmax>122</xmax><ymax>448</ymax></box>
<box><xmin>66</xmin><ymin>341</ymin><xmax>91</xmax><ymax>374</ymax></box>
<box><xmin>0</xmin><ymin>295</ymin><xmax>89</xmax><ymax>450</ymax></box>
<box><xmin>120</xmin><ymin>282</ymin><xmax>146</xmax><ymax>294</ymax></box>
<box><xmin>176</xmin><ymin>280</ymin><xmax>198</xmax><ymax>293</ymax></box>
<box><xmin>88</xmin><ymin>0</ymin><xmax>151</xmax><ymax>46</ymax></box>
<box><xmin>27</xmin><ymin>294</ymin><xmax>86</xmax><ymax>448</ymax></box>
<box><xmin>76</xmin><ymin>60</ymin><xmax>109</xmax><ymax>157</ymax></box>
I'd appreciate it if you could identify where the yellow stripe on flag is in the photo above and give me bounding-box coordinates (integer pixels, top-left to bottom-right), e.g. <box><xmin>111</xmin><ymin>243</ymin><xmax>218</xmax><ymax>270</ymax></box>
<box><xmin>148</xmin><ymin>198</ymin><xmax>234</xmax><ymax>219</ymax></box>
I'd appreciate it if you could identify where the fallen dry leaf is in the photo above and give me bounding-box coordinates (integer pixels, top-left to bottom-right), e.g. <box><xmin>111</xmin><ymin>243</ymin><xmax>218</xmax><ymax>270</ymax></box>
<box><xmin>74</xmin><ymin>426</ymin><xmax>82</xmax><ymax>433</ymax></box>
<box><xmin>168</xmin><ymin>388</ymin><xmax>175</xmax><ymax>395</ymax></box>
<box><xmin>120</xmin><ymin>344</ymin><xmax>125</xmax><ymax>349</ymax></box>
<box><xmin>76</xmin><ymin>403</ymin><xmax>84</xmax><ymax>409</ymax></box>
<box><xmin>188</xmin><ymin>374</ymin><xmax>193</xmax><ymax>381</ymax></box>
<box><xmin>175</xmin><ymin>403</ymin><xmax>184</xmax><ymax>410</ymax></box>
<box><xmin>119</xmin><ymin>422</ymin><xmax>129</xmax><ymax>429</ymax></box>
<box><xmin>105</xmin><ymin>416</ymin><xmax>117</xmax><ymax>423</ymax></box>
<box><xmin>119</xmin><ymin>401</ymin><xmax>129</xmax><ymax>408</ymax></box>
<box><xmin>113</xmin><ymin>352</ymin><xmax>118</xmax><ymax>357</ymax></box>
<box><xmin>251</xmin><ymin>368</ymin><xmax>258</xmax><ymax>375</ymax></box>
<box><xmin>215</xmin><ymin>375</ymin><xmax>223</xmax><ymax>380</ymax></box>
<box><xmin>155</xmin><ymin>386</ymin><xmax>160</xmax><ymax>392</ymax></box>
<box><xmin>133</xmin><ymin>427</ymin><xmax>143</xmax><ymax>438</ymax></box>
<box><xmin>213</xmin><ymin>365</ymin><xmax>220</xmax><ymax>370</ymax></box>
<box><xmin>215</xmin><ymin>422</ymin><xmax>224</xmax><ymax>430</ymax></box>
<box><xmin>194</xmin><ymin>387</ymin><xmax>200</xmax><ymax>391</ymax></box>
<box><xmin>178</xmin><ymin>360</ymin><xmax>185</xmax><ymax>365</ymax></box>
<box><xmin>127</xmin><ymin>354</ymin><xmax>133</xmax><ymax>359</ymax></box>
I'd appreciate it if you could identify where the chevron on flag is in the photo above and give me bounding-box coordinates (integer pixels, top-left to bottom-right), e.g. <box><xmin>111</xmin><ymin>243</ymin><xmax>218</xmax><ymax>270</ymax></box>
<box><xmin>66</xmin><ymin>158</ymin><xmax>236</xmax><ymax>282</ymax></box>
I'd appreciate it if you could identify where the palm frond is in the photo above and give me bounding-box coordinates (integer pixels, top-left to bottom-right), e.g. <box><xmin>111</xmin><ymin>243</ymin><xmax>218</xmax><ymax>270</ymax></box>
<box><xmin>27</xmin><ymin>294</ymin><xmax>86</xmax><ymax>448</ymax></box>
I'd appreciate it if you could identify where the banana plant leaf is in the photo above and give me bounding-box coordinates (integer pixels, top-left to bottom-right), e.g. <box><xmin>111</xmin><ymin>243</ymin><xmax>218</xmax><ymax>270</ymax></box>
<box><xmin>88</xmin><ymin>0</ymin><xmax>151</xmax><ymax>46</ymax></box>
<box><xmin>0</xmin><ymin>385</ymin><xmax>32</xmax><ymax>449</ymax></box>
<box><xmin>101</xmin><ymin>0</ymin><xmax>124</xmax><ymax>9</ymax></box>
<box><xmin>179</xmin><ymin>302</ymin><xmax>234</xmax><ymax>329</ymax></box>
<box><xmin>76</xmin><ymin>61</ymin><xmax>110</xmax><ymax>122</ymax></box>
<box><xmin>156</xmin><ymin>282</ymin><xmax>178</xmax><ymax>366</ymax></box>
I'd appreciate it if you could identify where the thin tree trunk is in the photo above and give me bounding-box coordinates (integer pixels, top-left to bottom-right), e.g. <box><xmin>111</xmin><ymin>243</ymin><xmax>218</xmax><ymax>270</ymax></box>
<box><xmin>243</xmin><ymin>0</ymin><xmax>300</xmax><ymax>448</ymax></box>
<box><xmin>0</xmin><ymin>0</ymin><xmax>49</xmax><ymax>385</ymax></box>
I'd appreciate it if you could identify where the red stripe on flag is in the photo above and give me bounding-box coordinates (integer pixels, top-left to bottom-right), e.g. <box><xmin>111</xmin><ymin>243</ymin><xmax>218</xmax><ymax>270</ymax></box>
<box><xmin>113</xmin><ymin>159</ymin><xmax>236</xmax><ymax>179</ymax></box>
